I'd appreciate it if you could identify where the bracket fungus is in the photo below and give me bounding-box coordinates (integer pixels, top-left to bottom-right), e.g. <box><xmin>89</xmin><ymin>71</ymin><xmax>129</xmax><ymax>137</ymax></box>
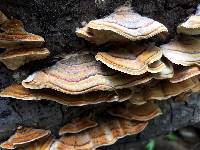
<box><xmin>108</xmin><ymin>102</ymin><xmax>162</xmax><ymax>121</ymax></box>
<box><xmin>142</xmin><ymin>77</ymin><xmax>199</xmax><ymax>101</ymax></box>
<box><xmin>95</xmin><ymin>44</ymin><xmax>163</xmax><ymax>75</ymax></box>
<box><xmin>0</xmin><ymin>48</ymin><xmax>50</xmax><ymax>70</ymax></box>
<box><xmin>0</xmin><ymin>17</ymin><xmax>44</xmax><ymax>49</ymax></box>
<box><xmin>170</xmin><ymin>66</ymin><xmax>200</xmax><ymax>83</ymax></box>
<box><xmin>177</xmin><ymin>5</ymin><xmax>200</xmax><ymax>35</ymax></box>
<box><xmin>22</xmin><ymin>52</ymin><xmax>153</xmax><ymax>95</ymax></box>
<box><xmin>0</xmin><ymin>84</ymin><xmax>132</xmax><ymax>106</ymax></box>
<box><xmin>17</xmin><ymin>136</ymin><xmax>54</xmax><ymax>150</ymax></box>
<box><xmin>50</xmin><ymin>118</ymin><xmax>148</xmax><ymax>150</ymax></box>
<box><xmin>0</xmin><ymin>127</ymin><xmax>51</xmax><ymax>149</ymax></box>
<box><xmin>59</xmin><ymin>117</ymin><xmax>98</xmax><ymax>136</ymax></box>
<box><xmin>76</xmin><ymin>6</ymin><xmax>168</xmax><ymax>45</ymax></box>
<box><xmin>160</xmin><ymin>37</ymin><xmax>200</xmax><ymax>66</ymax></box>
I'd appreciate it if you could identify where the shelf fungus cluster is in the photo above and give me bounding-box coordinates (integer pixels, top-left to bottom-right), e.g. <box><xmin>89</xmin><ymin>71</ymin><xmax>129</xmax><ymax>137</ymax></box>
<box><xmin>1</xmin><ymin>5</ymin><xmax>200</xmax><ymax>150</ymax></box>
<box><xmin>0</xmin><ymin>11</ymin><xmax>50</xmax><ymax>70</ymax></box>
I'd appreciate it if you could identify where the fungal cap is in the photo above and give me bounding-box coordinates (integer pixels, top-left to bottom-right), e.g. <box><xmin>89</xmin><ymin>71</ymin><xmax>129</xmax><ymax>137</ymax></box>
<box><xmin>170</xmin><ymin>66</ymin><xmax>200</xmax><ymax>83</ymax></box>
<box><xmin>108</xmin><ymin>102</ymin><xmax>162</xmax><ymax>121</ymax></box>
<box><xmin>0</xmin><ymin>127</ymin><xmax>50</xmax><ymax>149</ymax></box>
<box><xmin>95</xmin><ymin>45</ymin><xmax>162</xmax><ymax>75</ymax></box>
<box><xmin>76</xmin><ymin>6</ymin><xmax>168</xmax><ymax>45</ymax></box>
<box><xmin>59</xmin><ymin>117</ymin><xmax>98</xmax><ymax>136</ymax></box>
<box><xmin>22</xmin><ymin>52</ymin><xmax>154</xmax><ymax>94</ymax></box>
<box><xmin>0</xmin><ymin>48</ymin><xmax>50</xmax><ymax>70</ymax></box>
<box><xmin>0</xmin><ymin>18</ymin><xmax>44</xmax><ymax>48</ymax></box>
<box><xmin>17</xmin><ymin>135</ymin><xmax>54</xmax><ymax>150</ymax></box>
<box><xmin>147</xmin><ymin>77</ymin><xmax>199</xmax><ymax>100</ymax></box>
<box><xmin>50</xmin><ymin>118</ymin><xmax>148</xmax><ymax>150</ymax></box>
<box><xmin>177</xmin><ymin>15</ymin><xmax>200</xmax><ymax>35</ymax></box>
<box><xmin>160</xmin><ymin>37</ymin><xmax>200</xmax><ymax>66</ymax></box>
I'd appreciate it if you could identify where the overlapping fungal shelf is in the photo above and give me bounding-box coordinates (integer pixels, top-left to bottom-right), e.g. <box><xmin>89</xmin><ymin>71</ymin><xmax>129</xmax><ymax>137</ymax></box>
<box><xmin>0</xmin><ymin>11</ymin><xmax>50</xmax><ymax>70</ymax></box>
<box><xmin>0</xmin><ymin>5</ymin><xmax>200</xmax><ymax>150</ymax></box>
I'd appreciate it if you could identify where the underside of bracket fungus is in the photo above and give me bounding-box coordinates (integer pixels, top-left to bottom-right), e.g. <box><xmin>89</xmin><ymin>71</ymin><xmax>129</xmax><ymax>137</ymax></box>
<box><xmin>0</xmin><ymin>127</ymin><xmax>50</xmax><ymax>149</ymax></box>
<box><xmin>22</xmin><ymin>52</ymin><xmax>154</xmax><ymax>94</ymax></box>
<box><xmin>142</xmin><ymin>77</ymin><xmax>199</xmax><ymax>101</ymax></box>
<box><xmin>161</xmin><ymin>37</ymin><xmax>200</xmax><ymax>66</ymax></box>
<box><xmin>0</xmin><ymin>48</ymin><xmax>50</xmax><ymax>70</ymax></box>
<box><xmin>177</xmin><ymin>5</ymin><xmax>200</xmax><ymax>35</ymax></box>
<box><xmin>50</xmin><ymin>118</ymin><xmax>148</xmax><ymax>150</ymax></box>
<box><xmin>59</xmin><ymin>117</ymin><xmax>97</xmax><ymax>136</ymax></box>
<box><xmin>108</xmin><ymin>102</ymin><xmax>162</xmax><ymax>121</ymax></box>
<box><xmin>17</xmin><ymin>136</ymin><xmax>54</xmax><ymax>150</ymax></box>
<box><xmin>0</xmin><ymin>84</ymin><xmax>132</xmax><ymax>106</ymax></box>
<box><xmin>76</xmin><ymin>6</ymin><xmax>168</xmax><ymax>45</ymax></box>
<box><xmin>0</xmin><ymin>17</ymin><xmax>44</xmax><ymax>48</ymax></box>
<box><xmin>95</xmin><ymin>44</ymin><xmax>163</xmax><ymax>75</ymax></box>
<box><xmin>170</xmin><ymin>66</ymin><xmax>200</xmax><ymax>83</ymax></box>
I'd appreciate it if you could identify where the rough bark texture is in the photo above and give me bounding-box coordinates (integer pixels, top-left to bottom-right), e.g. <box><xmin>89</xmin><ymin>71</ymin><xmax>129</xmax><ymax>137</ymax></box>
<box><xmin>0</xmin><ymin>0</ymin><xmax>200</xmax><ymax>149</ymax></box>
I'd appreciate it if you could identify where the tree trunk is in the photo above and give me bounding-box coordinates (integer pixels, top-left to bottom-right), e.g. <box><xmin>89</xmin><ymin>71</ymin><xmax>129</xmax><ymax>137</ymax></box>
<box><xmin>0</xmin><ymin>0</ymin><xmax>200</xmax><ymax>149</ymax></box>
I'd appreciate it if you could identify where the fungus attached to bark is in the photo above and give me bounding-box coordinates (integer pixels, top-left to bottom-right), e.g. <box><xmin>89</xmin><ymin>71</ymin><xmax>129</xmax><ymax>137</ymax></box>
<box><xmin>95</xmin><ymin>44</ymin><xmax>163</xmax><ymax>75</ymax></box>
<box><xmin>0</xmin><ymin>84</ymin><xmax>132</xmax><ymax>106</ymax></box>
<box><xmin>59</xmin><ymin>117</ymin><xmax>98</xmax><ymax>136</ymax></box>
<box><xmin>0</xmin><ymin>18</ymin><xmax>44</xmax><ymax>48</ymax></box>
<box><xmin>22</xmin><ymin>52</ymin><xmax>154</xmax><ymax>95</ymax></box>
<box><xmin>0</xmin><ymin>127</ymin><xmax>51</xmax><ymax>149</ymax></box>
<box><xmin>0</xmin><ymin>48</ymin><xmax>50</xmax><ymax>70</ymax></box>
<box><xmin>50</xmin><ymin>118</ymin><xmax>148</xmax><ymax>150</ymax></box>
<box><xmin>108</xmin><ymin>102</ymin><xmax>162</xmax><ymax>121</ymax></box>
<box><xmin>160</xmin><ymin>37</ymin><xmax>200</xmax><ymax>66</ymax></box>
<box><xmin>76</xmin><ymin>6</ymin><xmax>168</xmax><ymax>45</ymax></box>
<box><xmin>170</xmin><ymin>66</ymin><xmax>200</xmax><ymax>83</ymax></box>
<box><xmin>177</xmin><ymin>5</ymin><xmax>200</xmax><ymax>35</ymax></box>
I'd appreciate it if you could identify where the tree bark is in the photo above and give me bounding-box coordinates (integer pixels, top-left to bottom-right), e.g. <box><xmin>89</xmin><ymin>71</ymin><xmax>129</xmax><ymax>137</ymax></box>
<box><xmin>0</xmin><ymin>0</ymin><xmax>200</xmax><ymax>149</ymax></box>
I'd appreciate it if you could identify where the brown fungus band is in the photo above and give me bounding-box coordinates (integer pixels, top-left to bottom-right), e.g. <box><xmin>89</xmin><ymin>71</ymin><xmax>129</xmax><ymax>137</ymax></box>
<box><xmin>0</xmin><ymin>84</ymin><xmax>132</xmax><ymax>106</ymax></box>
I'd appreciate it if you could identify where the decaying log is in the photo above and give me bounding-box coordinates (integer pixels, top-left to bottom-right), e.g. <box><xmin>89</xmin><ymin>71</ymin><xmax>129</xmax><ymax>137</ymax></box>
<box><xmin>0</xmin><ymin>0</ymin><xmax>200</xmax><ymax>149</ymax></box>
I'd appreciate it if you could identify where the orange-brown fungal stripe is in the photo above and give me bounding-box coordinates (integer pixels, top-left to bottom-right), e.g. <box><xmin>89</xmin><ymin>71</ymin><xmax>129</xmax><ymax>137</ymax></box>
<box><xmin>22</xmin><ymin>52</ymin><xmax>153</xmax><ymax>95</ymax></box>
<box><xmin>161</xmin><ymin>37</ymin><xmax>200</xmax><ymax>66</ymax></box>
<box><xmin>96</xmin><ymin>44</ymin><xmax>163</xmax><ymax>75</ymax></box>
<box><xmin>108</xmin><ymin>102</ymin><xmax>162</xmax><ymax>121</ymax></box>
<box><xmin>50</xmin><ymin>118</ymin><xmax>148</xmax><ymax>150</ymax></box>
<box><xmin>0</xmin><ymin>127</ymin><xmax>51</xmax><ymax>149</ymax></box>
<box><xmin>177</xmin><ymin>5</ymin><xmax>200</xmax><ymax>35</ymax></box>
<box><xmin>0</xmin><ymin>18</ymin><xmax>44</xmax><ymax>49</ymax></box>
<box><xmin>17</xmin><ymin>136</ymin><xmax>54</xmax><ymax>150</ymax></box>
<box><xmin>76</xmin><ymin>6</ymin><xmax>168</xmax><ymax>45</ymax></box>
<box><xmin>59</xmin><ymin>117</ymin><xmax>98</xmax><ymax>136</ymax></box>
<box><xmin>0</xmin><ymin>84</ymin><xmax>132</xmax><ymax>106</ymax></box>
<box><xmin>170</xmin><ymin>66</ymin><xmax>200</xmax><ymax>83</ymax></box>
<box><xmin>0</xmin><ymin>48</ymin><xmax>50</xmax><ymax>70</ymax></box>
